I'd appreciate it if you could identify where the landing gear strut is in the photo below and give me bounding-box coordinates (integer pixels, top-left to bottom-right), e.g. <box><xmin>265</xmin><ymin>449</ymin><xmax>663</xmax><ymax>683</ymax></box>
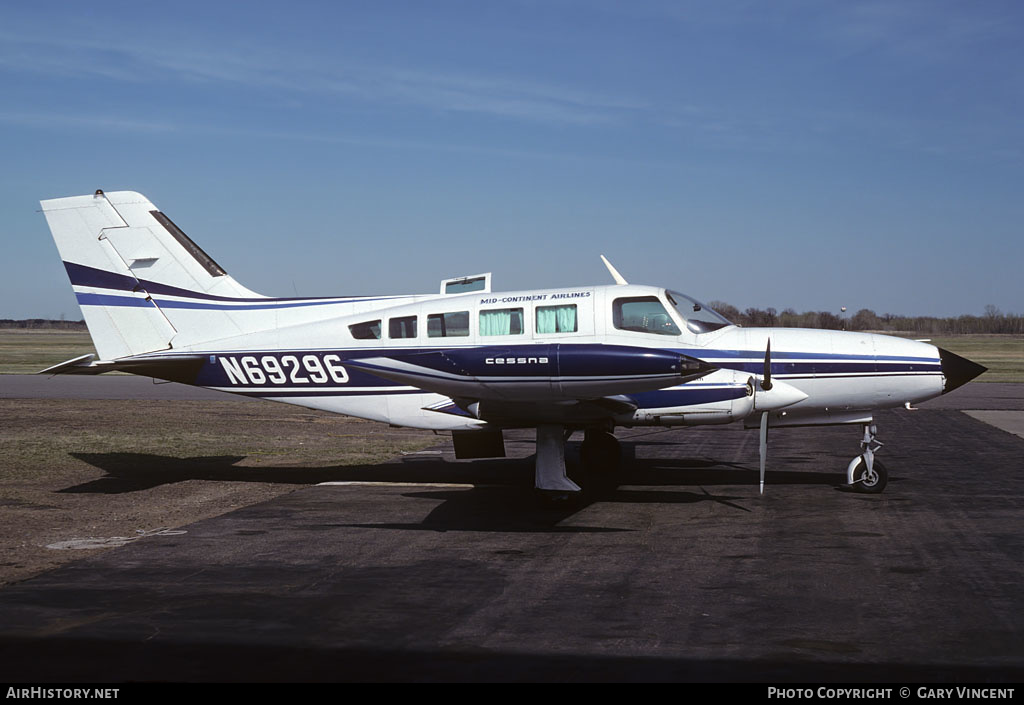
<box><xmin>844</xmin><ymin>423</ymin><xmax>888</xmax><ymax>493</ymax></box>
<box><xmin>534</xmin><ymin>426</ymin><xmax>624</xmax><ymax>500</ymax></box>
<box><xmin>535</xmin><ymin>424</ymin><xmax>581</xmax><ymax>495</ymax></box>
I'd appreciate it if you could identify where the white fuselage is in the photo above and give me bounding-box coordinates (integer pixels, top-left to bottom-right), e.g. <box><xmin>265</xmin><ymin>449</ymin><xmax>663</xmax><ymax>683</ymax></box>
<box><xmin>134</xmin><ymin>283</ymin><xmax>944</xmax><ymax>432</ymax></box>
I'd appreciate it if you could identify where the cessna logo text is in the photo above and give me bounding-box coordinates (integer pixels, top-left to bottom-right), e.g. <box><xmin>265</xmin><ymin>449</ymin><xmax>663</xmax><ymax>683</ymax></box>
<box><xmin>485</xmin><ymin>357</ymin><xmax>549</xmax><ymax>365</ymax></box>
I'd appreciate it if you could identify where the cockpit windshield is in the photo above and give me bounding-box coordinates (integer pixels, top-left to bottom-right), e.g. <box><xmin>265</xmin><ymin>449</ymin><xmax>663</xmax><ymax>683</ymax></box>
<box><xmin>666</xmin><ymin>290</ymin><xmax>733</xmax><ymax>334</ymax></box>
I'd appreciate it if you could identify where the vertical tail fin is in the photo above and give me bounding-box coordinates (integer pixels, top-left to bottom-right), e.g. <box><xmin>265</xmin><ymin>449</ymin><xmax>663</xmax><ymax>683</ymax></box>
<box><xmin>41</xmin><ymin>190</ymin><xmax>264</xmax><ymax>360</ymax></box>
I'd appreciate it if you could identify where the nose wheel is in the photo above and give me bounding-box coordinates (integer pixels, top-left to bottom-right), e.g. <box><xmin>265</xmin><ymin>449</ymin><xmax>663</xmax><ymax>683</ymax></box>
<box><xmin>847</xmin><ymin>457</ymin><xmax>888</xmax><ymax>493</ymax></box>
<box><xmin>843</xmin><ymin>423</ymin><xmax>888</xmax><ymax>493</ymax></box>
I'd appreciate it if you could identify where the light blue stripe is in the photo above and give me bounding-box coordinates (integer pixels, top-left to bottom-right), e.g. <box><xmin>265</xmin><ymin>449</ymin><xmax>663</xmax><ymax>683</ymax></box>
<box><xmin>76</xmin><ymin>292</ymin><xmax>383</xmax><ymax>311</ymax></box>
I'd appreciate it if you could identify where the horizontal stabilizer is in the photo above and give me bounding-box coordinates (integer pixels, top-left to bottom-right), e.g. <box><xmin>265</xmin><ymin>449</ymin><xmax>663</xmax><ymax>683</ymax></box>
<box><xmin>39</xmin><ymin>352</ymin><xmax>207</xmax><ymax>384</ymax></box>
<box><xmin>39</xmin><ymin>354</ymin><xmax>99</xmax><ymax>375</ymax></box>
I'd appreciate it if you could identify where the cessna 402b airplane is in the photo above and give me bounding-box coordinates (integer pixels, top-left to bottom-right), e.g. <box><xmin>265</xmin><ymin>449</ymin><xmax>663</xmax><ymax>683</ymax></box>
<box><xmin>40</xmin><ymin>190</ymin><xmax>986</xmax><ymax>496</ymax></box>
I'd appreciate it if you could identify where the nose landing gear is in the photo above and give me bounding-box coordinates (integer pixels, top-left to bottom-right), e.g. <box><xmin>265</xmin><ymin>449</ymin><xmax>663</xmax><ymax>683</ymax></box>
<box><xmin>843</xmin><ymin>423</ymin><xmax>888</xmax><ymax>493</ymax></box>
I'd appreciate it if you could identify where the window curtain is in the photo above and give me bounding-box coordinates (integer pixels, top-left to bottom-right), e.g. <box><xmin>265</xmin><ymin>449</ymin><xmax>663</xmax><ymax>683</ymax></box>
<box><xmin>481</xmin><ymin>309</ymin><xmax>511</xmax><ymax>336</ymax></box>
<box><xmin>537</xmin><ymin>305</ymin><xmax>576</xmax><ymax>334</ymax></box>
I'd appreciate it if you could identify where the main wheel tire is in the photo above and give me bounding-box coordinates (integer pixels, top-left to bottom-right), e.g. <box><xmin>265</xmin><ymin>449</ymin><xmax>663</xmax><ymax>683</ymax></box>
<box><xmin>850</xmin><ymin>458</ymin><xmax>888</xmax><ymax>494</ymax></box>
<box><xmin>580</xmin><ymin>431</ymin><xmax>621</xmax><ymax>474</ymax></box>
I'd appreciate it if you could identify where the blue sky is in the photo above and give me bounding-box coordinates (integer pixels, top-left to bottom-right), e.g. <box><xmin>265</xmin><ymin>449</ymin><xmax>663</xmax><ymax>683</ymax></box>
<box><xmin>2</xmin><ymin>0</ymin><xmax>1022</xmax><ymax>319</ymax></box>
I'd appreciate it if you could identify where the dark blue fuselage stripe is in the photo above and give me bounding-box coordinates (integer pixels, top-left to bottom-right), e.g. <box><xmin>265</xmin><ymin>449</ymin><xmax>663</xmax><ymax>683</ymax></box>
<box><xmin>720</xmin><ymin>362</ymin><xmax>940</xmax><ymax>375</ymax></box>
<box><xmin>675</xmin><ymin>347</ymin><xmax>937</xmax><ymax>363</ymax></box>
<box><xmin>65</xmin><ymin>261</ymin><xmax>401</xmax><ymax>307</ymax></box>
<box><xmin>142</xmin><ymin>346</ymin><xmax>940</xmax><ymax>382</ymax></box>
<box><xmin>75</xmin><ymin>291</ymin><xmax>394</xmax><ymax>312</ymax></box>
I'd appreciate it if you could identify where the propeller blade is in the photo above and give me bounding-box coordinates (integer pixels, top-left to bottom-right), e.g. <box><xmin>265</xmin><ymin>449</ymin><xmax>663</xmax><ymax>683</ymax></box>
<box><xmin>759</xmin><ymin>410</ymin><xmax>769</xmax><ymax>494</ymax></box>
<box><xmin>761</xmin><ymin>339</ymin><xmax>773</xmax><ymax>391</ymax></box>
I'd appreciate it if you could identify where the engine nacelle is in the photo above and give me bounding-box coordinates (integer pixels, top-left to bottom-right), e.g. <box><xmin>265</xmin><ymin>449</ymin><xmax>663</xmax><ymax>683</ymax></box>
<box><xmin>346</xmin><ymin>343</ymin><xmax>717</xmax><ymax>402</ymax></box>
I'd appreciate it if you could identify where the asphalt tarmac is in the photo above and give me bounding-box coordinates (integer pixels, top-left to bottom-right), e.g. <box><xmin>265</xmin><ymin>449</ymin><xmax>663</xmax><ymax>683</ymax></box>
<box><xmin>1</xmin><ymin>374</ymin><xmax>246</xmax><ymax>401</ymax></box>
<box><xmin>0</xmin><ymin>381</ymin><xmax>1022</xmax><ymax>682</ymax></box>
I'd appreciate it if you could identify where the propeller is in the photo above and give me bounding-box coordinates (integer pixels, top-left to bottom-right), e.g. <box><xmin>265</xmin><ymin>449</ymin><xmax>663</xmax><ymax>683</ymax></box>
<box><xmin>759</xmin><ymin>409</ymin><xmax>769</xmax><ymax>495</ymax></box>
<box><xmin>759</xmin><ymin>339</ymin><xmax>771</xmax><ymax>494</ymax></box>
<box><xmin>748</xmin><ymin>337</ymin><xmax>808</xmax><ymax>494</ymax></box>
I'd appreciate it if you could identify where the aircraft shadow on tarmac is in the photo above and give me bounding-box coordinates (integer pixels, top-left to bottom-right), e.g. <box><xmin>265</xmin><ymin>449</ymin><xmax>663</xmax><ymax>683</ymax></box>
<box><xmin>348</xmin><ymin>482</ymin><xmax>758</xmax><ymax>534</ymax></box>
<box><xmin>64</xmin><ymin>442</ymin><xmax>846</xmax><ymax>495</ymax></box>
<box><xmin>62</xmin><ymin>442</ymin><xmax>852</xmax><ymax>533</ymax></box>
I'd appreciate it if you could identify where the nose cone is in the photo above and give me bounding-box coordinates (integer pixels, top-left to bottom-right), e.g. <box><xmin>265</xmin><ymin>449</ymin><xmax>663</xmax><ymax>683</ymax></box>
<box><xmin>938</xmin><ymin>347</ymin><xmax>987</xmax><ymax>394</ymax></box>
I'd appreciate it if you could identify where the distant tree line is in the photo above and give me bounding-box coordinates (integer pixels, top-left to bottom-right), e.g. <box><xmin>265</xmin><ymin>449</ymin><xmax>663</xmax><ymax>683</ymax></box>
<box><xmin>0</xmin><ymin>319</ymin><xmax>87</xmax><ymax>330</ymax></box>
<box><xmin>708</xmin><ymin>303</ymin><xmax>1024</xmax><ymax>335</ymax></box>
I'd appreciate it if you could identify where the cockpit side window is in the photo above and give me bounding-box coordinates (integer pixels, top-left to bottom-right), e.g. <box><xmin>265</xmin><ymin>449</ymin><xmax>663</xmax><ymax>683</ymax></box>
<box><xmin>612</xmin><ymin>296</ymin><xmax>681</xmax><ymax>336</ymax></box>
<box><xmin>666</xmin><ymin>291</ymin><xmax>732</xmax><ymax>334</ymax></box>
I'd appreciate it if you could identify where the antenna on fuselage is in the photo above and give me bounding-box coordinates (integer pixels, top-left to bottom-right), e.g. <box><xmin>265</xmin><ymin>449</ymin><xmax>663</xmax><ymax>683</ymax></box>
<box><xmin>600</xmin><ymin>255</ymin><xmax>629</xmax><ymax>285</ymax></box>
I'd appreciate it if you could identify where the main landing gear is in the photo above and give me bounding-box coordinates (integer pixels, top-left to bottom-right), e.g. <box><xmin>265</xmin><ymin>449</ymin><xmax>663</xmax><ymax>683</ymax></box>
<box><xmin>843</xmin><ymin>423</ymin><xmax>888</xmax><ymax>494</ymax></box>
<box><xmin>534</xmin><ymin>425</ymin><xmax>622</xmax><ymax>500</ymax></box>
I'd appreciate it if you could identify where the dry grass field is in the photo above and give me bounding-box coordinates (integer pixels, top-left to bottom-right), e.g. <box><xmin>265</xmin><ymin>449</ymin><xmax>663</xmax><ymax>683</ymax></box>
<box><xmin>0</xmin><ymin>329</ymin><xmax>96</xmax><ymax>375</ymax></box>
<box><xmin>0</xmin><ymin>399</ymin><xmax>438</xmax><ymax>586</ymax></box>
<box><xmin>899</xmin><ymin>334</ymin><xmax>1024</xmax><ymax>383</ymax></box>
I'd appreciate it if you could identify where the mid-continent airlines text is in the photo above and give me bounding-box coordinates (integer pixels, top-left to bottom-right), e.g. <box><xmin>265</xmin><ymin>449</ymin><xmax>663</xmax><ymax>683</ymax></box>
<box><xmin>217</xmin><ymin>354</ymin><xmax>349</xmax><ymax>385</ymax></box>
<box><xmin>479</xmin><ymin>291</ymin><xmax>591</xmax><ymax>304</ymax></box>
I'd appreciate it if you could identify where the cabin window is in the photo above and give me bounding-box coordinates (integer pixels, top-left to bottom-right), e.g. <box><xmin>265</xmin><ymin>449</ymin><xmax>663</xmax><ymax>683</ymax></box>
<box><xmin>349</xmin><ymin>320</ymin><xmax>381</xmax><ymax>340</ymax></box>
<box><xmin>389</xmin><ymin>316</ymin><xmax>417</xmax><ymax>339</ymax></box>
<box><xmin>427</xmin><ymin>311</ymin><xmax>470</xmax><ymax>337</ymax></box>
<box><xmin>536</xmin><ymin>304</ymin><xmax>577</xmax><ymax>334</ymax></box>
<box><xmin>480</xmin><ymin>308</ymin><xmax>524</xmax><ymax>336</ymax></box>
<box><xmin>612</xmin><ymin>296</ymin><xmax>681</xmax><ymax>336</ymax></box>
